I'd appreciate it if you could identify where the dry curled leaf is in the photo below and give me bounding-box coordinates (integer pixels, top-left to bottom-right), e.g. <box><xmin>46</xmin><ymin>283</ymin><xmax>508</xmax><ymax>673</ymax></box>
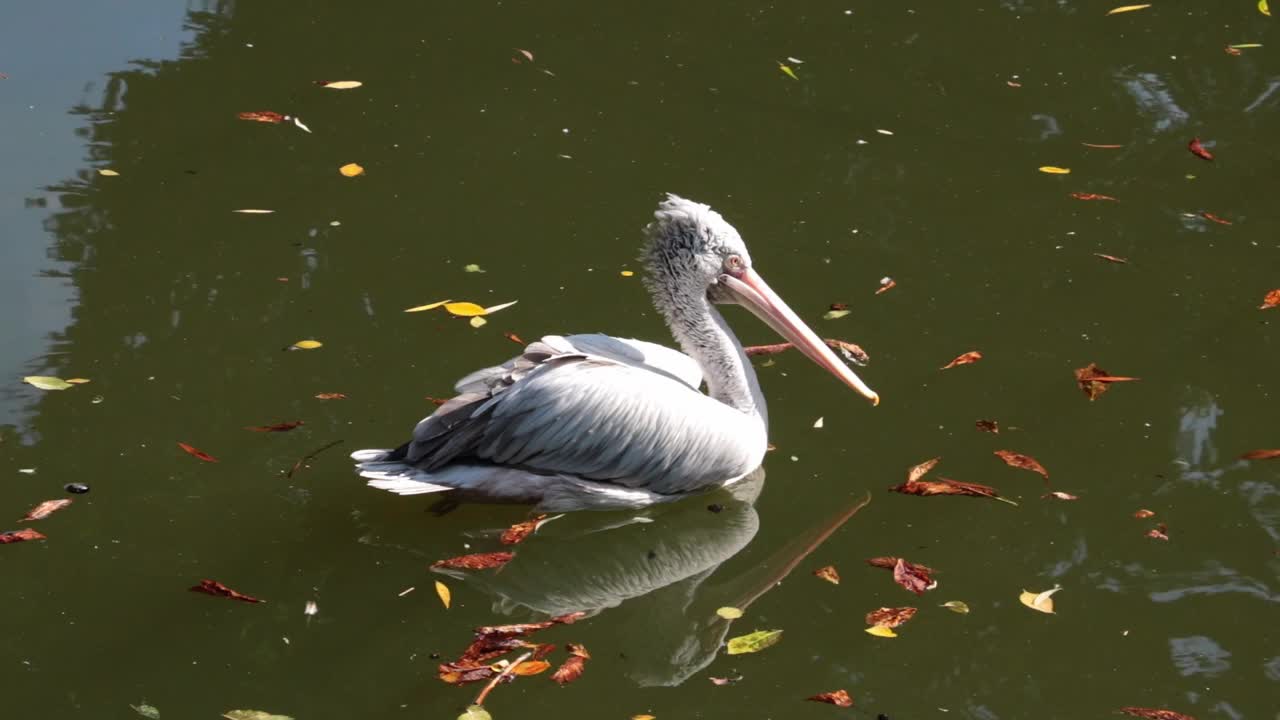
<box><xmin>501</xmin><ymin>514</ymin><xmax>548</xmax><ymax>545</ymax></box>
<box><xmin>190</xmin><ymin>579</ymin><xmax>264</xmax><ymax>604</ymax></box>
<box><xmin>891</xmin><ymin>477</ymin><xmax>1017</xmax><ymax>505</ymax></box>
<box><xmin>1071</xmin><ymin>192</ymin><xmax>1118</xmax><ymax>201</ymax></box>
<box><xmin>1201</xmin><ymin>212</ymin><xmax>1232</xmax><ymax>226</ymax></box>
<box><xmin>1240</xmin><ymin>449</ymin><xmax>1280</xmax><ymax>460</ymax></box>
<box><xmin>0</xmin><ymin>528</ymin><xmax>46</xmax><ymax>544</ymax></box>
<box><xmin>1146</xmin><ymin>523</ymin><xmax>1170</xmax><ymax>541</ymax></box>
<box><xmin>1187</xmin><ymin>137</ymin><xmax>1213</xmax><ymax>161</ymax></box>
<box><xmin>942</xmin><ymin>351</ymin><xmax>982</xmax><ymax>369</ymax></box>
<box><xmin>1094</xmin><ymin>253</ymin><xmax>1128</xmax><ymax>264</ymax></box>
<box><xmin>893</xmin><ymin>557</ymin><xmax>936</xmax><ymax>595</ymax></box>
<box><xmin>975</xmin><ymin>419</ymin><xmax>1000</xmax><ymax>434</ymax></box>
<box><xmin>806</xmin><ymin>690</ymin><xmax>853</xmax><ymax>708</ymax></box>
<box><xmin>865</xmin><ymin>606</ymin><xmax>916</xmax><ymax>628</ymax></box>
<box><xmin>1075</xmin><ymin>363</ymin><xmax>1139</xmax><ymax>400</ymax></box>
<box><xmin>237</xmin><ymin>111</ymin><xmax>288</xmax><ymax>124</ymax></box>
<box><xmin>432</xmin><ymin>552</ymin><xmax>514</xmax><ymax>570</ymax></box>
<box><xmin>813</xmin><ymin>565</ymin><xmax>840</xmax><ymax>584</ymax></box>
<box><xmin>1019</xmin><ymin>586</ymin><xmax>1060</xmax><ymax>614</ymax></box>
<box><xmin>1260</xmin><ymin>289</ymin><xmax>1280</xmax><ymax>310</ymax></box>
<box><xmin>1119</xmin><ymin>707</ymin><xmax>1196</xmax><ymax>720</ymax></box>
<box><xmin>907</xmin><ymin>457</ymin><xmax>941</xmax><ymax>483</ymax></box>
<box><xmin>20</xmin><ymin>499</ymin><xmax>72</xmax><ymax>521</ymax></box>
<box><xmin>314</xmin><ymin>392</ymin><xmax>347</xmax><ymax>400</ymax></box>
<box><xmin>994</xmin><ymin>449</ymin><xmax>1050</xmax><ymax>481</ymax></box>
<box><xmin>550</xmin><ymin>644</ymin><xmax>590</xmax><ymax>685</ymax></box>
<box><xmin>178</xmin><ymin>442</ymin><xmax>219</xmax><ymax>463</ymax></box>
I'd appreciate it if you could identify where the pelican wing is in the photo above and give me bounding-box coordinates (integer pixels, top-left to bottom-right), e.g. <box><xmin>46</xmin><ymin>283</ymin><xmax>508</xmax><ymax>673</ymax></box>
<box><xmin>398</xmin><ymin>335</ymin><xmax>761</xmax><ymax>495</ymax></box>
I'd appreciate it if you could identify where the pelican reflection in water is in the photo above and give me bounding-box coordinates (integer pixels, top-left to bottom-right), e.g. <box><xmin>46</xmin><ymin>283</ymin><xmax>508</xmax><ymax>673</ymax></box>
<box><xmin>353</xmin><ymin>195</ymin><xmax>878</xmax><ymax>510</ymax></box>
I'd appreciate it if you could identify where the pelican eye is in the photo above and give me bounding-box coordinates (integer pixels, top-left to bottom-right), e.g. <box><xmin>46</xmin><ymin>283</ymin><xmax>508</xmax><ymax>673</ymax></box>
<box><xmin>724</xmin><ymin>254</ymin><xmax>745</xmax><ymax>276</ymax></box>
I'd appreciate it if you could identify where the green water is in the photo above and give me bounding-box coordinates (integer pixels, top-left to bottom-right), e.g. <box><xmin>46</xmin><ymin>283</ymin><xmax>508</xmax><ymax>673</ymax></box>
<box><xmin>2</xmin><ymin>2</ymin><xmax>1277</xmax><ymax>719</ymax></box>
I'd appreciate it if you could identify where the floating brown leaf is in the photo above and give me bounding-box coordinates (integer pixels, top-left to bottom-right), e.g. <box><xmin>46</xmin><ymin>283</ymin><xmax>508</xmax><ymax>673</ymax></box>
<box><xmin>994</xmin><ymin>449</ymin><xmax>1050</xmax><ymax>481</ymax></box>
<box><xmin>1082</xmin><ymin>142</ymin><xmax>1124</xmax><ymax>149</ymax></box>
<box><xmin>501</xmin><ymin>514</ymin><xmax>548</xmax><ymax>545</ymax></box>
<box><xmin>504</xmin><ymin>331</ymin><xmax>526</xmax><ymax>345</ymax></box>
<box><xmin>1070</xmin><ymin>192</ymin><xmax>1118</xmax><ymax>201</ymax></box>
<box><xmin>1146</xmin><ymin>523</ymin><xmax>1169</xmax><ymax>541</ymax></box>
<box><xmin>942</xmin><ymin>351</ymin><xmax>982</xmax><ymax>369</ymax></box>
<box><xmin>891</xmin><ymin>477</ymin><xmax>1016</xmax><ymax>505</ymax></box>
<box><xmin>1075</xmin><ymin>363</ymin><xmax>1139</xmax><ymax>400</ymax></box>
<box><xmin>1119</xmin><ymin>707</ymin><xmax>1196</xmax><ymax>720</ymax></box>
<box><xmin>875</xmin><ymin>278</ymin><xmax>896</xmax><ymax>295</ymax></box>
<box><xmin>237</xmin><ymin>111</ymin><xmax>287</xmax><ymax>124</ymax></box>
<box><xmin>0</xmin><ymin>528</ymin><xmax>46</xmax><ymax>544</ymax></box>
<box><xmin>743</xmin><ymin>338</ymin><xmax>869</xmax><ymax>366</ymax></box>
<box><xmin>20</xmin><ymin>499</ymin><xmax>72</xmax><ymax>521</ymax></box>
<box><xmin>1045</xmin><ymin>491</ymin><xmax>1079</xmax><ymax>501</ymax></box>
<box><xmin>865</xmin><ymin>606</ymin><xmax>917</xmax><ymax>628</ymax></box>
<box><xmin>314</xmin><ymin>392</ymin><xmax>347</xmax><ymax>400</ymax></box>
<box><xmin>1261</xmin><ymin>289</ymin><xmax>1280</xmax><ymax>310</ymax></box>
<box><xmin>190</xmin><ymin>579</ymin><xmax>264</xmax><ymax>604</ymax></box>
<box><xmin>1187</xmin><ymin>137</ymin><xmax>1213</xmax><ymax>161</ymax></box>
<box><xmin>440</xmin><ymin>613</ymin><xmax>586</xmax><ymax>685</ymax></box>
<box><xmin>1241</xmin><ymin>449</ymin><xmax>1280</xmax><ymax>460</ymax></box>
<box><xmin>892</xmin><ymin>557</ymin><xmax>935</xmax><ymax>595</ymax></box>
<box><xmin>550</xmin><ymin>644</ymin><xmax>590</xmax><ymax>685</ymax></box>
<box><xmin>806</xmin><ymin>690</ymin><xmax>854</xmax><ymax>708</ymax></box>
<box><xmin>906</xmin><ymin>457</ymin><xmax>941</xmax><ymax>483</ymax></box>
<box><xmin>1094</xmin><ymin>253</ymin><xmax>1128</xmax><ymax>264</ymax></box>
<box><xmin>432</xmin><ymin>552</ymin><xmax>514</xmax><ymax>570</ymax></box>
<box><xmin>1134</xmin><ymin>509</ymin><xmax>1156</xmax><ymax>519</ymax></box>
<box><xmin>1201</xmin><ymin>212</ymin><xmax>1232</xmax><ymax>226</ymax></box>
<box><xmin>178</xmin><ymin>442</ymin><xmax>219</xmax><ymax>463</ymax></box>
<box><xmin>975</xmin><ymin>419</ymin><xmax>1000</xmax><ymax>433</ymax></box>
<box><xmin>245</xmin><ymin>420</ymin><xmax>304</xmax><ymax>433</ymax></box>
<box><xmin>426</xmin><ymin>396</ymin><xmax>450</xmax><ymax>405</ymax></box>
<box><xmin>813</xmin><ymin>565</ymin><xmax>840</xmax><ymax>584</ymax></box>
<box><xmin>1225</xmin><ymin>45</ymin><xmax>1243</xmax><ymax>55</ymax></box>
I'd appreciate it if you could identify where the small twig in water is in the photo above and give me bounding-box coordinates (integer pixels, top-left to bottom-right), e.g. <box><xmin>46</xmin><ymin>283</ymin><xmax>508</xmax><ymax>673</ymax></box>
<box><xmin>473</xmin><ymin>651</ymin><xmax>531</xmax><ymax>707</ymax></box>
<box><xmin>286</xmin><ymin>439</ymin><xmax>344</xmax><ymax>478</ymax></box>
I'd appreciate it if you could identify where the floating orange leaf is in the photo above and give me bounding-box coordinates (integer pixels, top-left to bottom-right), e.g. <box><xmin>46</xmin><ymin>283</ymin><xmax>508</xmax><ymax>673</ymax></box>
<box><xmin>178</xmin><ymin>442</ymin><xmax>219</xmax><ymax>463</ymax></box>
<box><xmin>339</xmin><ymin>163</ymin><xmax>365</xmax><ymax>177</ymax></box>
<box><xmin>0</xmin><ymin>528</ymin><xmax>46</xmax><ymax>544</ymax></box>
<box><xmin>551</xmin><ymin>644</ymin><xmax>590</xmax><ymax>685</ymax></box>
<box><xmin>994</xmin><ymin>449</ymin><xmax>1049</xmax><ymax>481</ymax></box>
<box><xmin>237</xmin><ymin>111</ymin><xmax>287</xmax><ymax>124</ymax></box>
<box><xmin>245</xmin><ymin>420</ymin><xmax>304</xmax><ymax>433</ymax></box>
<box><xmin>1188</xmin><ymin>137</ymin><xmax>1213</xmax><ymax>161</ymax></box>
<box><xmin>1075</xmin><ymin>363</ymin><xmax>1139</xmax><ymax>400</ymax></box>
<box><xmin>20</xmin><ymin>499</ymin><xmax>72</xmax><ymax>521</ymax></box>
<box><xmin>975</xmin><ymin>419</ymin><xmax>1000</xmax><ymax>433</ymax></box>
<box><xmin>1133</xmin><ymin>509</ymin><xmax>1156</xmax><ymax>519</ymax></box>
<box><xmin>865</xmin><ymin>606</ymin><xmax>917</xmax><ymax>628</ymax></box>
<box><xmin>1119</xmin><ymin>707</ymin><xmax>1196</xmax><ymax>720</ymax></box>
<box><xmin>511</xmin><ymin>660</ymin><xmax>551</xmax><ymax>676</ymax></box>
<box><xmin>190</xmin><ymin>579</ymin><xmax>264</xmax><ymax>604</ymax></box>
<box><xmin>1094</xmin><ymin>253</ymin><xmax>1128</xmax><ymax>264</ymax></box>
<box><xmin>806</xmin><ymin>690</ymin><xmax>854</xmax><ymax>708</ymax></box>
<box><xmin>942</xmin><ymin>351</ymin><xmax>982</xmax><ymax>369</ymax></box>
<box><xmin>1260</xmin><ymin>289</ymin><xmax>1280</xmax><ymax>309</ymax></box>
<box><xmin>504</xmin><ymin>331</ymin><xmax>526</xmax><ymax>345</ymax></box>
<box><xmin>1070</xmin><ymin>192</ymin><xmax>1118</xmax><ymax>201</ymax></box>
<box><xmin>315</xmin><ymin>392</ymin><xmax>347</xmax><ymax>400</ymax></box>
<box><xmin>813</xmin><ymin>565</ymin><xmax>840</xmax><ymax>584</ymax></box>
<box><xmin>1241</xmin><ymin>449</ymin><xmax>1280</xmax><ymax>460</ymax></box>
<box><xmin>875</xmin><ymin>277</ymin><xmax>896</xmax><ymax>295</ymax></box>
<box><xmin>431</xmin><ymin>552</ymin><xmax>514</xmax><ymax>570</ymax></box>
<box><xmin>500</xmin><ymin>514</ymin><xmax>548</xmax><ymax>545</ymax></box>
<box><xmin>1201</xmin><ymin>212</ymin><xmax>1232</xmax><ymax>225</ymax></box>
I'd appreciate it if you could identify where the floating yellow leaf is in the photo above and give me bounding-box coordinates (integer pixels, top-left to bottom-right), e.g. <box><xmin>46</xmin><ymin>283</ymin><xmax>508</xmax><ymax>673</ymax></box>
<box><xmin>864</xmin><ymin>625</ymin><xmax>897</xmax><ymax>638</ymax></box>
<box><xmin>1229</xmin><ymin>43</ymin><xmax>1263</xmax><ymax>48</ymax></box>
<box><xmin>1019</xmin><ymin>585</ymin><xmax>1061</xmax><ymax>614</ymax></box>
<box><xmin>291</xmin><ymin>340</ymin><xmax>323</xmax><ymax>350</ymax></box>
<box><xmin>469</xmin><ymin>316</ymin><xmax>488</xmax><ymax>328</ymax></box>
<box><xmin>482</xmin><ymin>300</ymin><xmax>519</xmax><ymax>314</ymax></box>
<box><xmin>434</xmin><ymin>580</ymin><xmax>451</xmax><ymax>609</ymax></box>
<box><xmin>233</xmin><ymin>209</ymin><xmax>275</xmax><ymax>214</ymax></box>
<box><xmin>1106</xmin><ymin>4</ymin><xmax>1151</xmax><ymax>14</ymax></box>
<box><xmin>456</xmin><ymin>706</ymin><xmax>492</xmax><ymax>720</ymax></box>
<box><xmin>1261</xmin><ymin>0</ymin><xmax>1271</xmax><ymax>16</ymax></box>
<box><xmin>823</xmin><ymin>309</ymin><xmax>851</xmax><ymax>320</ymax></box>
<box><xmin>778</xmin><ymin>63</ymin><xmax>798</xmax><ymax>81</ymax></box>
<box><xmin>620</xmin><ymin>270</ymin><xmax>635</xmax><ymax>277</ymax></box>
<box><xmin>319</xmin><ymin>80</ymin><xmax>363</xmax><ymax>89</ymax></box>
<box><xmin>23</xmin><ymin>376</ymin><xmax>74</xmax><ymax>391</ymax></box>
<box><xmin>1038</xmin><ymin>166</ymin><xmax>1071</xmax><ymax>174</ymax></box>
<box><xmin>716</xmin><ymin>607</ymin><xmax>744</xmax><ymax>620</ymax></box>
<box><xmin>64</xmin><ymin>378</ymin><xmax>91</xmax><ymax>384</ymax></box>
<box><xmin>632</xmin><ymin>716</ymin><xmax>656</xmax><ymax>720</ymax></box>
<box><xmin>725</xmin><ymin>629</ymin><xmax>782</xmax><ymax>655</ymax></box>
<box><xmin>443</xmin><ymin>302</ymin><xmax>487</xmax><ymax>317</ymax></box>
<box><xmin>941</xmin><ymin>600</ymin><xmax>970</xmax><ymax>614</ymax></box>
<box><xmin>98</xmin><ymin>169</ymin><xmax>119</xmax><ymax>176</ymax></box>
<box><xmin>404</xmin><ymin>299</ymin><xmax>452</xmax><ymax>313</ymax></box>
<box><xmin>339</xmin><ymin>163</ymin><xmax>365</xmax><ymax>177</ymax></box>
<box><xmin>463</xmin><ymin>264</ymin><xmax>484</xmax><ymax>273</ymax></box>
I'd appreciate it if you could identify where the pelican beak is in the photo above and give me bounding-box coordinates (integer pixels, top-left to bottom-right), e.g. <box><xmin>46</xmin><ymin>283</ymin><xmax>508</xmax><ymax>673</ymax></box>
<box><xmin>721</xmin><ymin>268</ymin><xmax>880</xmax><ymax>405</ymax></box>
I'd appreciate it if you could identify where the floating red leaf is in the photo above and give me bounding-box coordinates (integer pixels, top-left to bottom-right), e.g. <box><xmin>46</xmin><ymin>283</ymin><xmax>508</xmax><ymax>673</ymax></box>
<box><xmin>501</xmin><ymin>514</ymin><xmax>548</xmax><ymax>545</ymax></box>
<box><xmin>1120</xmin><ymin>707</ymin><xmax>1196</xmax><ymax>720</ymax></box>
<box><xmin>1146</xmin><ymin>523</ymin><xmax>1170</xmax><ymax>541</ymax></box>
<box><xmin>425</xmin><ymin>396</ymin><xmax>450</xmax><ymax>405</ymax></box>
<box><xmin>504</xmin><ymin>331</ymin><xmax>526</xmax><ymax>345</ymax></box>
<box><xmin>1070</xmin><ymin>192</ymin><xmax>1118</xmax><ymax>201</ymax></box>
<box><xmin>942</xmin><ymin>351</ymin><xmax>982</xmax><ymax>369</ymax></box>
<box><xmin>1094</xmin><ymin>253</ymin><xmax>1128</xmax><ymax>264</ymax></box>
<box><xmin>20</xmin><ymin>499</ymin><xmax>72</xmax><ymax>521</ymax></box>
<box><xmin>189</xmin><ymin>579</ymin><xmax>264</xmax><ymax>603</ymax></box>
<box><xmin>551</xmin><ymin>644</ymin><xmax>590</xmax><ymax>685</ymax></box>
<box><xmin>1075</xmin><ymin>363</ymin><xmax>1139</xmax><ymax>401</ymax></box>
<box><xmin>1133</xmin><ymin>509</ymin><xmax>1156</xmax><ymax>519</ymax></box>
<box><xmin>245</xmin><ymin>420</ymin><xmax>304</xmax><ymax>432</ymax></box>
<box><xmin>813</xmin><ymin>565</ymin><xmax>840</xmax><ymax>584</ymax></box>
<box><xmin>893</xmin><ymin>557</ymin><xmax>935</xmax><ymax>595</ymax></box>
<box><xmin>1261</xmin><ymin>290</ymin><xmax>1280</xmax><ymax>310</ymax></box>
<box><xmin>177</xmin><ymin>442</ymin><xmax>218</xmax><ymax>463</ymax></box>
<box><xmin>865</xmin><ymin>606</ymin><xmax>917</xmax><ymax>628</ymax></box>
<box><xmin>1241</xmin><ymin>449</ymin><xmax>1280</xmax><ymax>460</ymax></box>
<box><xmin>432</xmin><ymin>551</ymin><xmax>514</xmax><ymax>570</ymax></box>
<box><xmin>993</xmin><ymin>450</ymin><xmax>1050</xmax><ymax>481</ymax></box>
<box><xmin>975</xmin><ymin>419</ymin><xmax>1000</xmax><ymax>433</ymax></box>
<box><xmin>237</xmin><ymin>111</ymin><xmax>288</xmax><ymax>124</ymax></box>
<box><xmin>806</xmin><ymin>690</ymin><xmax>854</xmax><ymax>708</ymax></box>
<box><xmin>1201</xmin><ymin>212</ymin><xmax>1232</xmax><ymax>226</ymax></box>
<box><xmin>1187</xmin><ymin>137</ymin><xmax>1213</xmax><ymax>161</ymax></box>
<box><xmin>890</xmin><ymin>477</ymin><xmax>1014</xmax><ymax>504</ymax></box>
<box><xmin>0</xmin><ymin>528</ymin><xmax>46</xmax><ymax>544</ymax></box>
<box><xmin>314</xmin><ymin>392</ymin><xmax>347</xmax><ymax>400</ymax></box>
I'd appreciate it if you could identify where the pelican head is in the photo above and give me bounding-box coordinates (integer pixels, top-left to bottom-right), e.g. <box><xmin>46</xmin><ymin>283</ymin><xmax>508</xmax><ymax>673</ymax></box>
<box><xmin>642</xmin><ymin>194</ymin><xmax>879</xmax><ymax>405</ymax></box>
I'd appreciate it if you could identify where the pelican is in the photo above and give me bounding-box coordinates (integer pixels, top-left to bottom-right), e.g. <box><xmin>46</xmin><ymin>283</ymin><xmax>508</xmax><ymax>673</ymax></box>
<box><xmin>352</xmin><ymin>195</ymin><xmax>879</xmax><ymax>511</ymax></box>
